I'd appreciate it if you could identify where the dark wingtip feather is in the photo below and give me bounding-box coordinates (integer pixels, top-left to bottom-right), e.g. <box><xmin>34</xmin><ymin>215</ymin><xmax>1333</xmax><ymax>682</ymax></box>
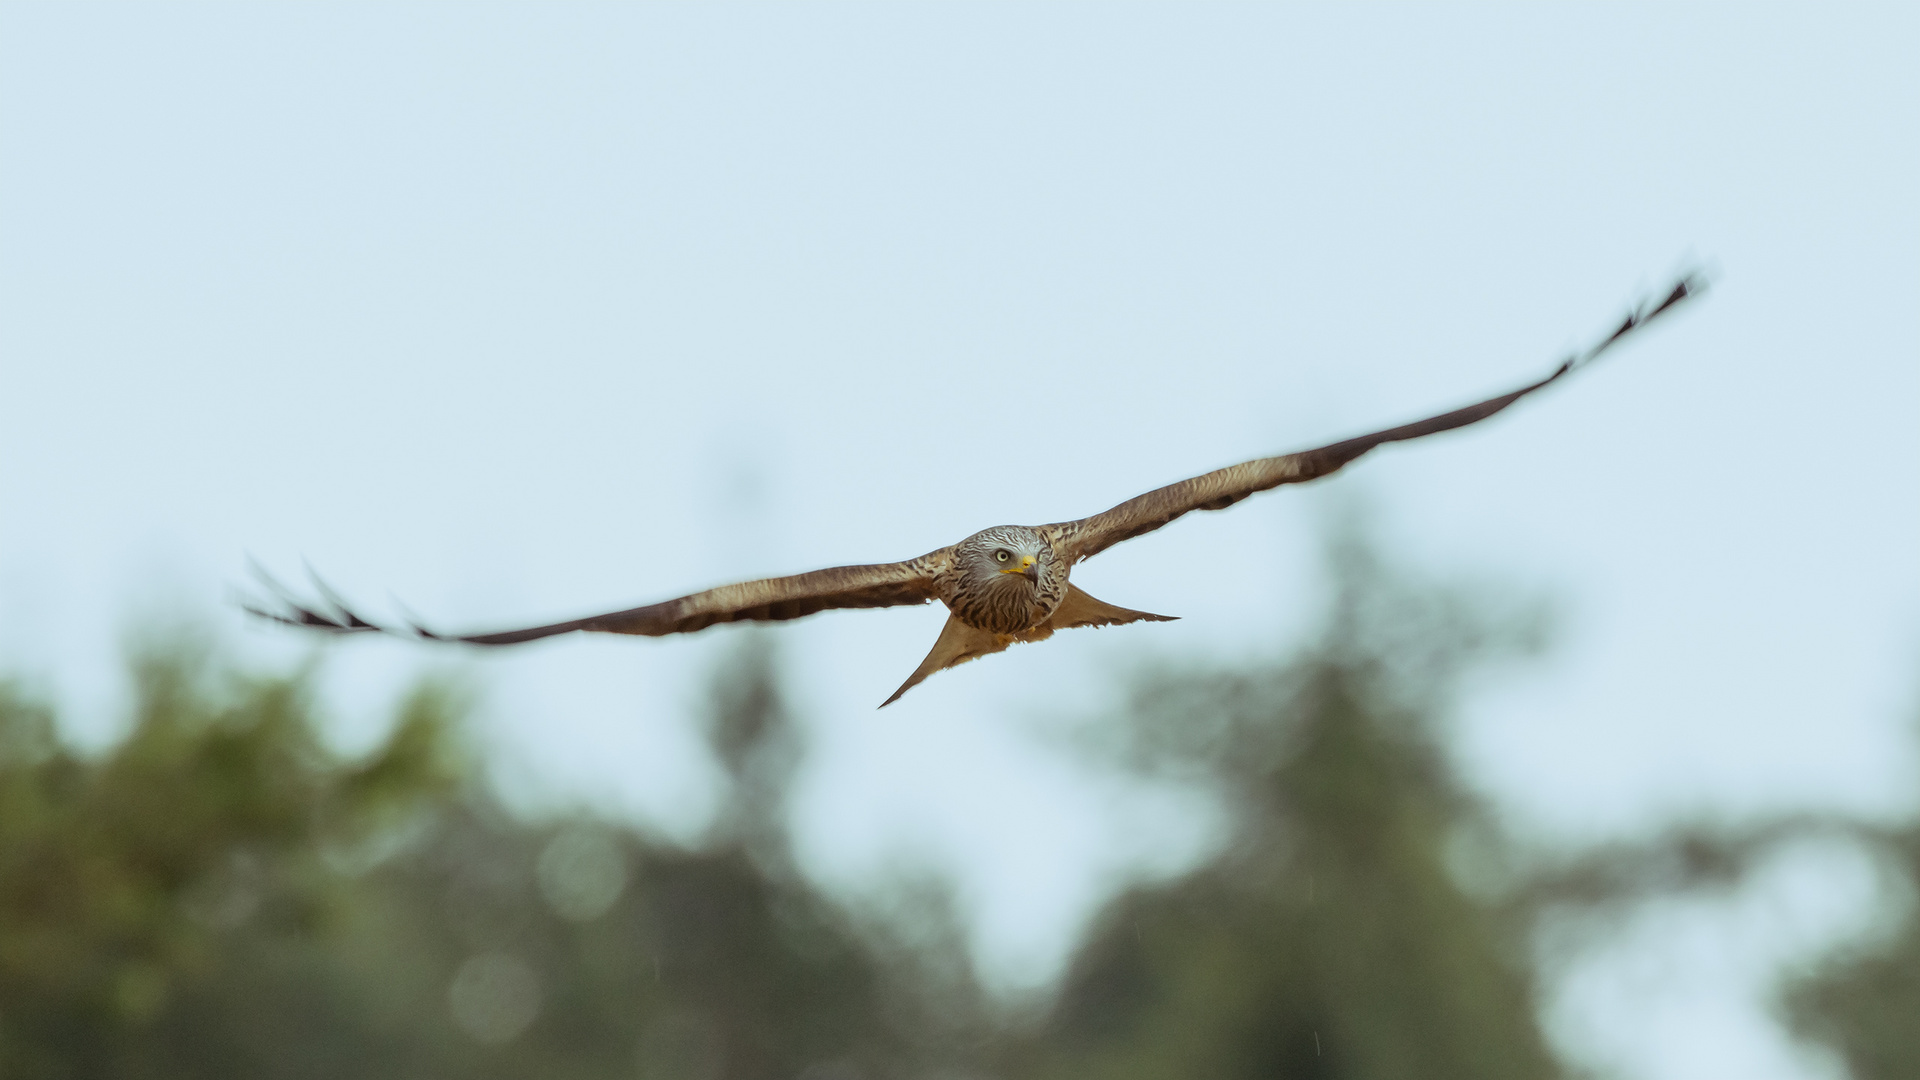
<box><xmin>1647</xmin><ymin>268</ymin><xmax>1710</xmax><ymax>321</ymax></box>
<box><xmin>1568</xmin><ymin>268</ymin><xmax>1712</xmax><ymax>372</ymax></box>
<box><xmin>239</xmin><ymin>561</ymin><xmax>395</xmax><ymax>637</ymax></box>
<box><xmin>306</xmin><ymin>565</ymin><xmax>383</xmax><ymax>631</ymax></box>
<box><xmin>238</xmin><ymin>602</ymin><xmax>305</xmax><ymax>628</ymax></box>
<box><xmin>384</xmin><ymin>595</ymin><xmax>450</xmax><ymax>641</ymax></box>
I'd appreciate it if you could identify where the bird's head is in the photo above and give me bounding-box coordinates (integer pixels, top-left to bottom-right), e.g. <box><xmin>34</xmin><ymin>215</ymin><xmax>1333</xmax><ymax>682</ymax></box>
<box><xmin>959</xmin><ymin>526</ymin><xmax>1049</xmax><ymax>587</ymax></box>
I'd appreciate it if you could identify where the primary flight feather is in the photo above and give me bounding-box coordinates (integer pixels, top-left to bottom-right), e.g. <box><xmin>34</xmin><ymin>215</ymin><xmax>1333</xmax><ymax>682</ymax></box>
<box><xmin>249</xmin><ymin>274</ymin><xmax>1706</xmax><ymax>705</ymax></box>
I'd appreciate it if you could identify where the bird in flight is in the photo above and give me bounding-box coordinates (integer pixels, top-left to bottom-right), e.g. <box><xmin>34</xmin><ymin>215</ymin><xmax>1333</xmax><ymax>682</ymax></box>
<box><xmin>250</xmin><ymin>275</ymin><xmax>1706</xmax><ymax>706</ymax></box>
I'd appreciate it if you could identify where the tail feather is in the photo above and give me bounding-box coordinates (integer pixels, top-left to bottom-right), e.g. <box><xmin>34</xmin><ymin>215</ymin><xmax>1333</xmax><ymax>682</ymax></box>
<box><xmin>879</xmin><ymin>585</ymin><xmax>1176</xmax><ymax>707</ymax></box>
<box><xmin>1044</xmin><ymin>584</ymin><xmax>1177</xmax><ymax>631</ymax></box>
<box><xmin>881</xmin><ymin>614</ymin><xmax>1016</xmax><ymax>707</ymax></box>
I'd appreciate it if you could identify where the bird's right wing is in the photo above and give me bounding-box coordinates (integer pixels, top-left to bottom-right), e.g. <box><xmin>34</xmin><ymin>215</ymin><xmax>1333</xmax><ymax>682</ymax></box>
<box><xmin>1043</xmin><ymin>274</ymin><xmax>1706</xmax><ymax>564</ymax></box>
<box><xmin>248</xmin><ymin>551</ymin><xmax>952</xmax><ymax>645</ymax></box>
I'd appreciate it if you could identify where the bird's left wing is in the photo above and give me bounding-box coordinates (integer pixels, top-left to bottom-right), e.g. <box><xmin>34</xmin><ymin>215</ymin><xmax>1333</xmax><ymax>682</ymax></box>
<box><xmin>1042</xmin><ymin>274</ymin><xmax>1706</xmax><ymax>564</ymax></box>
<box><xmin>248</xmin><ymin>552</ymin><xmax>951</xmax><ymax>645</ymax></box>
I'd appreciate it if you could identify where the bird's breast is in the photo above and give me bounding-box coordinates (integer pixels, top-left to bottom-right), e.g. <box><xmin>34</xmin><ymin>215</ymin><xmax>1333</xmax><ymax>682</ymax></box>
<box><xmin>942</xmin><ymin>558</ymin><xmax>1069</xmax><ymax>635</ymax></box>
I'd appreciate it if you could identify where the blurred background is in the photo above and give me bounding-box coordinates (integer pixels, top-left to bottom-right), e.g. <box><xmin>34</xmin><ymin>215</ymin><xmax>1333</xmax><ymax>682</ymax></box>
<box><xmin>2</xmin><ymin>5</ymin><xmax>1916</xmax><ymax>1078</ymax></box>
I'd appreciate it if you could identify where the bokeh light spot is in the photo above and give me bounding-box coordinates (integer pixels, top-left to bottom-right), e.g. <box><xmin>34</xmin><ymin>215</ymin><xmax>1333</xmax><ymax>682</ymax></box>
<box><xmin>537</xmin><ymin>825</ymin><xmax>628</xmax><ymax>922</ymax></box>
<box><xmin>447</xmin><ymin>952</ymin><xmax>541</xmax><ymax>1045</ymax></box>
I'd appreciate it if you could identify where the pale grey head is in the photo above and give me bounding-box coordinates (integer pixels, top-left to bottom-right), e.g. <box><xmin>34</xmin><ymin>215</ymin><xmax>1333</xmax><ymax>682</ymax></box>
<box><xmin>948</xmin><ymin>525</ymin><xmax>1068</xmax><ymax>634</ymax></box>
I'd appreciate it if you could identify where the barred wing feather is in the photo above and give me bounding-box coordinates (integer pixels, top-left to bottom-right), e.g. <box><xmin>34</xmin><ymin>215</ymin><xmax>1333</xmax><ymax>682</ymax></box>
<box><xmin>1046</xmin><ymin>275</ymin><xmax>1705</xmax><ymax>564</ymax></box>
<box><xmin>248</xmin><ymin>556</ymin><xmax>948</xmax><ymax>645</ymax></box>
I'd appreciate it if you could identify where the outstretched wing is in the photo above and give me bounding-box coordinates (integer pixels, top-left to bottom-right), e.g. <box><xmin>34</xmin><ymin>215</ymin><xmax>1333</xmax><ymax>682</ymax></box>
<box><xmin>247</xmin><ymin>553</ymin><xmax>950</xmax><ymax>645</ymax></box>
<box><xmin>1044</xmin><ymin>274</ymin><xmax>1706</xmax><ymax>564</ymax></box>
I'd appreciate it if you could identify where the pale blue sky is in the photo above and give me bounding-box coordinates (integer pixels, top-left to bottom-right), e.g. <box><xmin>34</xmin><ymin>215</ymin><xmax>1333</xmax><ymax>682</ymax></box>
<box><xmin>3</xmin><ymin>6</ymin><xmax>1917</xmax><ymax>1078</ymax></box>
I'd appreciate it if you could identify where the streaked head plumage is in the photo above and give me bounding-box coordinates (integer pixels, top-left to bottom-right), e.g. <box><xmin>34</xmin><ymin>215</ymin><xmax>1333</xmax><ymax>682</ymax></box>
<box><xmin>956</xmin><ymin>525</ymin><xmax>1049</xmax><ymax>586</ymax></box>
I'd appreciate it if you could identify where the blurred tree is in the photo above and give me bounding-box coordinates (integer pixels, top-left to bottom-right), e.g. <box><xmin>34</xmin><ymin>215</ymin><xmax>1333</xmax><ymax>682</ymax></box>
<box><xmin>9</xmin><ymin>533</ymin><xmax>1910</xmax><ymax>1080</ymax></box>
<box><xmin>1007</xmin><ymin>531</ymin><xmax>1920</xmax><ymax>1080</ymax></box>
<box><xmin>1000</xmin><ymin>536</ymin><xmax>1565</xmax><ymax>1080</ymax></box>
<box><xmin>1481</xmin><ymin>702</ymin><xmax>1920</xmax><ymax>1078</ymax></box>
<box><xmin>1779</xmin><ymin>702</ymin><xmax>1920</xmax><ymax>1080</ymax></box>
<box><xmin>0</xmin><ymin>635</ymin><xmax>461</xmax><ymax>1078</ymax></box>
<box><xmin>0</xmin><ymin>631</ymin><xmax>946</xmax><ymax>1080</ymax></box>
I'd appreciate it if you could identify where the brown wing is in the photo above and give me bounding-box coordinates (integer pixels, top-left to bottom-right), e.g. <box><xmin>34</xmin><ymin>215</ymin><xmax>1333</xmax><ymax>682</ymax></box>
<box><xmin>246</xmin><ymin>552</ymin><xmax>950</xmax><ymax>645</ymax></box>
<box><xmin>1045</xmin><ymin>274</ymin><xmax>1706</xmax><ymax>563</ymax></box>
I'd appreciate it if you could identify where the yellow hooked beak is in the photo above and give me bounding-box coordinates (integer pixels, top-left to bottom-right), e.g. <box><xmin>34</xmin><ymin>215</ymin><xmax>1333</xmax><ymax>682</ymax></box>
<box><xmin>999</xmin><ymin>554</ymin><xmax>1038</xmax><ymax>579</ymax></box>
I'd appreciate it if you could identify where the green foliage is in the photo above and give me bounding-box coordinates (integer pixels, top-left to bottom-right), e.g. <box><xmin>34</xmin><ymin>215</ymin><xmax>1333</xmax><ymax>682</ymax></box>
<box><xmin>7</xmin><ymin>535</ymin><xmax>1915</xmax><ymax>1079</ymax></box>
<box><xmin>0</xmin><ymin>644</ymin><xmax>460</xmax><ymax>1078</ymax></box>
<box><xmin>0</xmin><ymin>636</ymin><xmax>928</xmax><ymax>1080</ymax></box>
<box><xmin>1778</xmin><ymin>678</ymin><xmax>1920</xmax><ymax>1080</ymax></box>
<box><xmin>1782</xmin><ymin>827</ymin><xmax>1920</xmax><ymax>1080</ymax></box>
<box><xmin>1003</xmin><ymin>537</ymin><xmax>1559</xmax><ymax>1080</ymax></box>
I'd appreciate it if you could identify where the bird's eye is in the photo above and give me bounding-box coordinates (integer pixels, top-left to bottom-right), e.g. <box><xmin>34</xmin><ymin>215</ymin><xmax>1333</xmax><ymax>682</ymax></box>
<box><xmin>995</xmin><ymin>549</ymin><xmax>1010</xmax><ymax>563</ymax></box>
